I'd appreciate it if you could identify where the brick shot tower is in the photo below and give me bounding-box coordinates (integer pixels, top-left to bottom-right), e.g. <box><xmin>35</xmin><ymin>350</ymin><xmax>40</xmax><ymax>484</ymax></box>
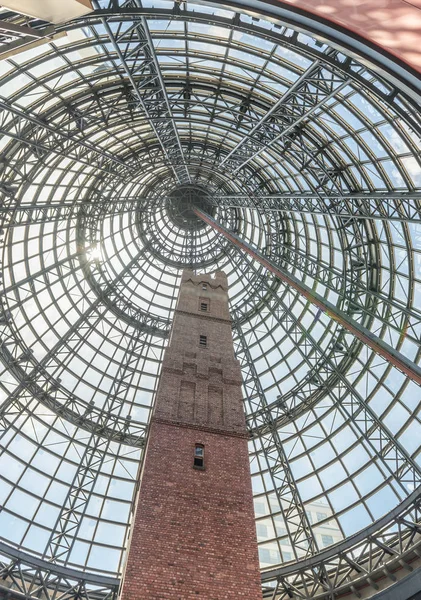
<box><xmin>120</xmin><ymin>270</ymin><xmax>263</xmax><ymax>599</ymax></box>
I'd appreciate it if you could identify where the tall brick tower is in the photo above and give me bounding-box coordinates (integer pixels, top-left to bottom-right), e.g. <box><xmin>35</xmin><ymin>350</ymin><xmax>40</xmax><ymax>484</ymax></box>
<box><xmin>120</xmin><ymin>270</ymin><xmax>262</xmax><ymax>599</ymax></box>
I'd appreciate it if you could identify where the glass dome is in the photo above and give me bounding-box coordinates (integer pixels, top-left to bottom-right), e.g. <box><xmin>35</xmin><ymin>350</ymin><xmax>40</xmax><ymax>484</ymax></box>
<box><xmin>0</xmin><ymin>1</ymin><xmax>420</xmax><ymax>598</ymax></box>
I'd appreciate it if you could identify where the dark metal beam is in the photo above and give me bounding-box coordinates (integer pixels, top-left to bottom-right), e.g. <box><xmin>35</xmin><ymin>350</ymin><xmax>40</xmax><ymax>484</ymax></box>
<box><xmin>0</xmin><ymin>98</ymin><xmax>134</xmax><ymax>180</ymax></box>
<box><xmin>0</xmin><ymin>21</ymin><xmax>66</xmax><ymax>61</ymax></box>
<box><xmin>0</xmin><ymin>21</ymin><xmax>52</xmax><ymax>38</ymax></box>
<box><xmin>218</xmin><ymin>60</ymin><xmax>351</xmax><ymax>174</ymax></box>
<box><xmin>4</xmin><ymin>190</ymin><xmax>420</xmax><ymax>228</ymax></box>
<box><xmin>44</xmin><ymin>327</ymin><xmax>150</xmax><ymax>564</ymax></box>
<box><xmin>92</xmin><ymin>3</ymin><xmax>191</xmax><ymax>184</ymax></box>
<box><xmin>0</xmin><ymin>247</ymin><xmax>164</xmax><ymax>449</ymax></box>
<box><xmin>262</xmin><ymin>494</ymin><xmax>421</xmax><ymax>599</ymax></box>
<box><xmin>235</xmin><ymin>321</ymin><xmax>320</xmax><ymax>561</ymax></box>
<box><xmin>193</xmin><ymin>207</ymin><xmax>421</xmax><ymax>386</ymax></box>
<box><xmin>206</xmin><ymin>192</ymin><xmax>421</xmax><ymax>224</ymax></box>
<box><xmin>0</xmin><ymin>539</ymin><xmax>118</xmax><ymax>600</ymax></box>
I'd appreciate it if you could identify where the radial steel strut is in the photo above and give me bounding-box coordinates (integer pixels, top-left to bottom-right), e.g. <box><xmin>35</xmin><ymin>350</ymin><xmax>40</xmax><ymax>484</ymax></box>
<box><xmin>193</xmin><ymin>207</ymin><xmax>421</xmax><ymax>387</ymax></box>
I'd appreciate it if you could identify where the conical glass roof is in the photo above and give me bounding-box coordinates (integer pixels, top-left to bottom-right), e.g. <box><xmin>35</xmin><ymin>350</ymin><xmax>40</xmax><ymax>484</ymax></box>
<box><xmin>0</xmin><ymin>1</ymin><xmax>420</xmax><ymax>598</ymax></box>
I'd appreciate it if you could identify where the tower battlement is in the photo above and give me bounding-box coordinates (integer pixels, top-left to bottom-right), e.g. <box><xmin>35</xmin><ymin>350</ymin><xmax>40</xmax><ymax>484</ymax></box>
<box><xmin>181</xmin><ymin>269</ymin><xmax>228</xmax><ymax>291</ymax></box>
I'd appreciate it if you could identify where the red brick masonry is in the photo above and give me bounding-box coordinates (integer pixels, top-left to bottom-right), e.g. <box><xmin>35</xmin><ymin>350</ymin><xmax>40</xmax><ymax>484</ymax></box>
<box><xmin>120</xmin><ymin>270</ymin><xmax>262</xmax><ymax>599</ymax></box>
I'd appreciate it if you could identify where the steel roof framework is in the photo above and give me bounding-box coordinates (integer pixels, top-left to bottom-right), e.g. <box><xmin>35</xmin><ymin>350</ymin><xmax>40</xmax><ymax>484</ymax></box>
<box><xmin>0</xmin><ymin>1</ymin><xmax>420</xmax><ymax>599</ymax></box>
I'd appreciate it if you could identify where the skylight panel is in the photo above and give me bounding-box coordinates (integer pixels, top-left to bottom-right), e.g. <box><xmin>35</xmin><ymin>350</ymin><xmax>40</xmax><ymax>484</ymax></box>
<box><xmin>0</xmin><ymin>4</ymin><xmax>419</xmax><ymax>590</ymax></box>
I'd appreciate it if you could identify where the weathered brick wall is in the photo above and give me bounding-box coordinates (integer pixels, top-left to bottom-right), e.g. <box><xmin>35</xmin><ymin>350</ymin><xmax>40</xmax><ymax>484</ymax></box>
<box><xmin>120</xmin><ymin>270</ymin><xmax>262</xmax><ymax>599</ymax></box>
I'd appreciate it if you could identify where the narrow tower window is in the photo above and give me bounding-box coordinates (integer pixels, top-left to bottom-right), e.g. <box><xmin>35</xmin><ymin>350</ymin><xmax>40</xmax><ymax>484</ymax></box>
<box><xmin>199</xmin><ymin>335</ymin><xmax>207</xmax><ymax>347</ymax></box>
<box><xmin>202</xmin><ymin>283</ymin><xmax>207</xmax><ymax>290</ymax></box>
<box><xmin>200</xmin><ymin>300</ymin><xmax>209</xmax><ymax>312</ymax></box>
<box><xmin>194</xmin><ymin>444</ymin><xmax>205</xmax><ymax>469</ymax></box>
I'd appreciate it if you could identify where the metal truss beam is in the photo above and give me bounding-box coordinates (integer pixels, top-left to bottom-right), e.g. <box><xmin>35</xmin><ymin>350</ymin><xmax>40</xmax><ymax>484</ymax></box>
<box><xmin>92</xmin><ymin>3</ymin><xmax>190</xmax><ymax>184</ymax></box>
<box><xmin>0</xmin><ymin>540</ymin><xmax>118</xmax><ymax>600</ymax></box>
<box><xmin>0</xmin><ymin>21</ymin><xmax>65</xmax><ymax>61</ymax></box>
<box><xmin>0</xmin><ymin>21</ymin><xmax>51</xmax><ymax>39</ymax></box>
<box><xmin>261</xmin><ymin>488</ymin><xmax>421</xmax><ymax>599</ymax></box>
<box><xmin>45</xmin><ymin>432</ymin><xmax>114</xmax><ymax>563</ymax></box>
<box><xmin>214</xmin><ymin>192</ymin><xmax>421</xmax><ymax>200</ymax></box>
<box><xmin>206</xmin><ymin>191</ymin><xmax>421</xmax><ymax>224</ymax></box>
<box><xmin>219</xmin><ymin>60</ymin><xmax>320</xmax><ymax>169</ymax></box>
<box><xmin>0</xmin><ymin>247</ymin><xmax>164</xmax><ymax>448</ymax></box>
<box><xmin>218</xmin><ymin>61</ymin><xmax>351</xmax><ymax>174</ymax></box>
<box><xmin>235</xmin><ymin>322</ymin><xmax>322</xmax><ymax>563</ymax></box>
<box><xmin>0</xmin><ymin>98</ymin><xmax>134</xmax><ymax>180</ymax></box>
<box><xmin>45</xmin><ymin>328</ymin><xmax>148</xmax><ymax>564</ymax></box>
<box><xmin>1</xmin><ymin>204</ymin><xmax>78</xmax><ymax>228</ymax></box>
<box><xmin>194</xmin><ymin>207</ymin><xmax>421</xmax><ymax>386</ymax></box>
<box><xmin>225</xmin><ymin>245</ymin><xmax>421</xmax><ymax>597</ymax></box>
<box><xmin>5</xmin><ymin>190</ymin><xmax>419</xmax><ymax>228</ymax></box>
<box><xmin>224</xmin><ymin>237</ymin><xmax>421</xmax><ymax>485</ymax></box>
<box><xmin>0</xmin><ymin>196</ymin><xmax>143</xmax><ymax>228</ymax></box>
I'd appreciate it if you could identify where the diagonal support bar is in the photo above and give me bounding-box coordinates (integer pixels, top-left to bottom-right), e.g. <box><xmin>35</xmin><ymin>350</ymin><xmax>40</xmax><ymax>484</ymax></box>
<box><xmin>93</xmin><ymin>3</ymin><xmax>191</xmax><ymax>184</ymax></box>
<box><xmin>207</xmin><ymin>191</ymin><xmax>421</xmax><ymax>224</ymax></box>
<box><xmin>5</xmin><ymin>191</ymin><xmax>419</xmax><ymax>228</ymax></box>
<box><xmin>193</xmin><ymin>207</ymin><xmax>421</xmax><ymax>386</ymax></box>
<box><xmin>218</xmin><ymin>60</ymin><xmax>351</xmax><ymax>175</ymax></box>
<box><xmin>0</xmin><ymin>97</ymin><xmax>133</xmax><ymax>179</ymax></box>
<box><xmin>219</xmin><ymin>61</ymin><xmax>322</xmax><ymax>169</ymax></box>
